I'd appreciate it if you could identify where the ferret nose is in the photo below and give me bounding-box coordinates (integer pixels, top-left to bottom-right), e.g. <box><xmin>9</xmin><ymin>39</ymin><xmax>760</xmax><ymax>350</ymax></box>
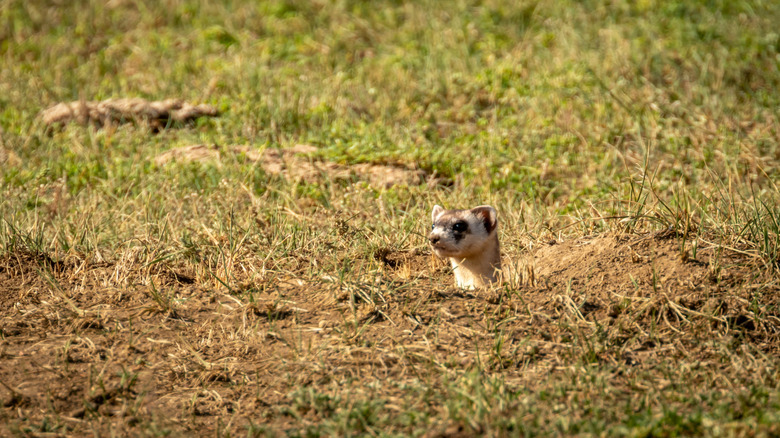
<box><xmin>429</xmin><ymin>235</ymin><xmax>440</xmax><ymax>245</ymax></box>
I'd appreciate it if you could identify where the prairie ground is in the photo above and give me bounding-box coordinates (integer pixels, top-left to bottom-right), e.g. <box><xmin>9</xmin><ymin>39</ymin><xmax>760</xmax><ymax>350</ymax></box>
<box><xmin>1</xmin><ymin>0</ymin><xmax>780</xmax><ymax>436</ymax></box>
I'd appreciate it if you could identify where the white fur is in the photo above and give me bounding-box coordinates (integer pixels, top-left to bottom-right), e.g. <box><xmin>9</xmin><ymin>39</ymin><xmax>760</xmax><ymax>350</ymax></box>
<box><xmin>429</xmin><ymin>205</ymin><xmax>501</xmax><ymax>289</ymax></box>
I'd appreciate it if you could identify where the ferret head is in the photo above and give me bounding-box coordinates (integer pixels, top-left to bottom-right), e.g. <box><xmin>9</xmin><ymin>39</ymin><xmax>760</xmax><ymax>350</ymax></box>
<box><xmin>428</xmin><ymin>205</ymin><xmax>498</xmax><ymax>259</ymax></box>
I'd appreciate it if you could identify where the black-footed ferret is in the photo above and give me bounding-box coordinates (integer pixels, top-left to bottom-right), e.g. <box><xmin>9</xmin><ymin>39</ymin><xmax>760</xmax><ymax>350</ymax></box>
<box><xmin>428</xmin><ymin>204</ymin><xmax>502</xmax><ymax>289</ymax></box>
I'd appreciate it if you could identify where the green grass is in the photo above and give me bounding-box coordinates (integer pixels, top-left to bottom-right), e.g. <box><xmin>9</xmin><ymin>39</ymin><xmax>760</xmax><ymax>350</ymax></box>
<box><xmin>2</xmin><ymin>0</ymin><xmax>780</xmax><ymax>435</ymax></box>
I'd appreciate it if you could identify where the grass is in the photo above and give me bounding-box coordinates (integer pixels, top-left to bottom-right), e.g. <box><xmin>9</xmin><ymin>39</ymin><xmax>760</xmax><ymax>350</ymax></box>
<box><xmin>1</xmin><ymin>0</ymin><xmax>780</xmax><ymax>435</ymax></box>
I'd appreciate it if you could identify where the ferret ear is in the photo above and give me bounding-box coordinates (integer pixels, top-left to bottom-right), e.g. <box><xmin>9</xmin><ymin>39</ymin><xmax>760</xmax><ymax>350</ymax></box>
<box><xmin>471</xmin><ymin>205</ymin><xmax>497</xmax><ymax>234</ymax></box>
<box><xmin>432</xmin><ymin>204</ymin><xmax>445</xmax><ymax>222</ymax></box>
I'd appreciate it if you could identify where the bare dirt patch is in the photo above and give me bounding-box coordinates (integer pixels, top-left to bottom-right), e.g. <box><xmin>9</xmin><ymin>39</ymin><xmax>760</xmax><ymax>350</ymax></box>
<box><xmin>155</xmin><ymin>144</ymin><xmax>444</xmax><ymax>188</ymax></box>
<box><xmin>1</xmin><ymin>232</ymin><xmax>778</xmax><ymax>435</ymax></box>
<box><xmin>41</xmin><ymin>98</ymin><xmax>219</xmax><ymax>130</ymax></box>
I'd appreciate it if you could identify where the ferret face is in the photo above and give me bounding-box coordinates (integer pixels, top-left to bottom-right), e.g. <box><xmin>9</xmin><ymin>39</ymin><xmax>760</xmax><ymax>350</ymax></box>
<box><xmin>428</xmin><ymin>205</ymin><xmax>497</xmax><ymax>259</ymax></box>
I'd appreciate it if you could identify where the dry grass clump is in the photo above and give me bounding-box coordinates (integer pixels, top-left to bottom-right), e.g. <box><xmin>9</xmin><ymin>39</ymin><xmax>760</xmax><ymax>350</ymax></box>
<box><xmin>0</xmin><ymin>146</ymin><xmax>21</xmax><ymax>167</ymax></box>
<box><xmin>41</xmin><ymin>98</ymin><xmax>218</xmax><ymax>130</ymax></box>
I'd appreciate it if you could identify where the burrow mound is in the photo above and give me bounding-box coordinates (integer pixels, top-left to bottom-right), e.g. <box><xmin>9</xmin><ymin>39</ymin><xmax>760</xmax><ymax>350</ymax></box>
<box><xmin>381</xmin><ymin>233</ymin><xmax>778</xmax><ymax>334</ymax></box>
<box><xmin>41</xmin><ymin>98</ymin><xmax>218</xmax><ymax>130</ymax></box>
<box><xmin>531</xmin><ymin>232</ymin><xmax>751</xmax><ymax>293</ymax></box>
<box><xmin>382</xmin><ymin>232</ymin><xmax>754</xmax><ymax>293</ymax></box>
<box><xmin>155</xmin><ymin>143</ymin><xmax>448</xmax><ymax>189</ymax></box>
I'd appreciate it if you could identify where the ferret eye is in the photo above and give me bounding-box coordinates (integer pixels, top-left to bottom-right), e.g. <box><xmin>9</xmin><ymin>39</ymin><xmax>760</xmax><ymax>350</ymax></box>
<box><xmin>452</xmin><ymin>221</ymin><xmax>467</xmax><ymax>232</ymax></box>
<box><xmin>431</xmin><ymin>224</ymin><xmax>435</xmax><ymax>230</ymax></box>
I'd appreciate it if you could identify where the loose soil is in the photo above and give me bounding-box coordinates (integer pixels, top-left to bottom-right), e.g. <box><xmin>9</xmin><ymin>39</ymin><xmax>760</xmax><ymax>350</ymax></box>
<box><xmin>155</xmin><ymin>144</ymin><xmax>444</xmax><ymax>188</ymax></box>
<box><xmin>1</xmin><ymin>233</ymin><xmax>777</xmax><ymax>435</ymax></box>
<box><xmin>41</xmin><ymin>98</ymin><xmax>219</xmax><ymax>130</ymax></box>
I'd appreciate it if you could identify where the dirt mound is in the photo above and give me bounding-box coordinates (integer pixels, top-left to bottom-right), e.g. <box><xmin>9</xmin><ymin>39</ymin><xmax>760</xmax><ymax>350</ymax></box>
<box><xmin>382</xmin><ymin>233</ymin><xmax>748</xmax><ymax>296</ymax></box>
<box><xmin>153</xmin><ymin>143</ymin><xmax>232</xmax><ymax>164</ymax></box>
<box><xmin>523</xmin><ymin>233</ymin><xmax>769</xmax><ymax>326</ymax></box>
<box><xmin>384</xmin><ymin>232</ymin><xmax>774</xmax><ymax>334</ymax></box>
<box><xmin>532</xmin><ymin>232</ymin><xmax>746</xmax><ymax>292</ymax></box>
<box><xmin>155</xmin><ymin>144</ymin><xmax>442</xmax><ymax>188</ymax></box>
<box><xmin>41</xmin><ymin>98</ymin><xmax>219</xmax><ymax>130</ymax></box>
